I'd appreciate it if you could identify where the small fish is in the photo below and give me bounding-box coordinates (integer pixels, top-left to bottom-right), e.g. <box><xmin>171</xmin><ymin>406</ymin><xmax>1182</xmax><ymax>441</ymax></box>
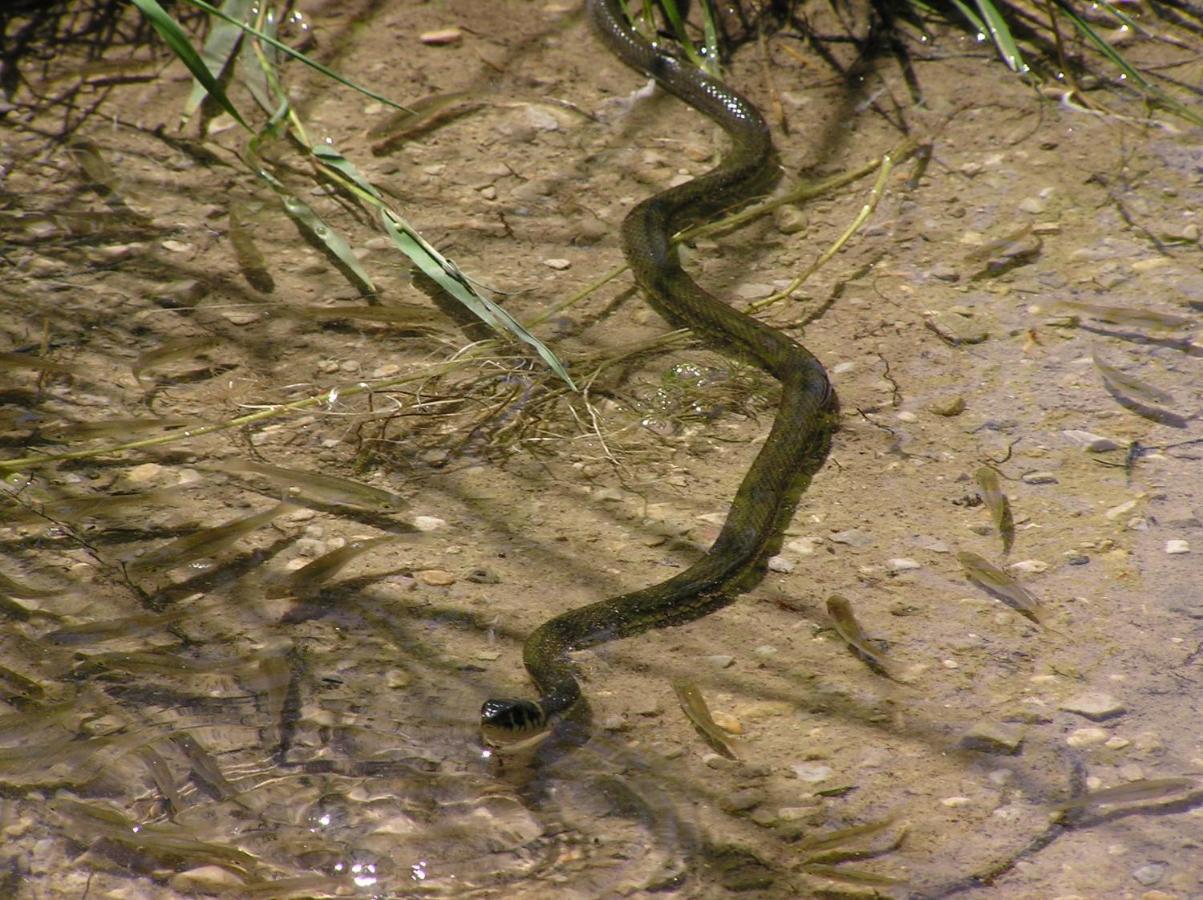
<box><xmin>66</xmin><ymin>139</ymin><xmax>119</xmax><ymax>193</ymax></box>
<box><xmin>229</xmin><ymin>203</ymin><xmax>274</xmax><ymax>292</ymax></box>
<box><xmin>957</xmin><ymin>551</ymin><xmax>1043</xmax><ymax>624</ymax></box>
<box><xmin>826</xmin><ymin>594</ymin><xmax>892</xmax><ymax>677</ymax></box>
<box><xmin>125</xmin><ymin>502</ymin><xmax>295</xmax><ymax>575</ymax></box>
<box><xmin>1056</xmin><ymin>777</ymin><xmax>1197</xmax><ymax>811</ymax></box>
<box><xmin>0</xmin><ymin>569</ymin><xmax>59</xmax><ymax>599</ymax></box>
<box><xmin>0</xmin><ymin>664</ymin><xmax>45</xmax><ymax>702</ymax></box>
<box><xmin>672</xmin><ymin>681</ymin><xmax>738</xmax><ymax>759</ymax></box>
<box><xmin>170</xmin><ymin>732</ymin><xmax>242</xmax><ymax>802</ymax></box>
<box><xmin>136</xmin><ymin>744</ymin><xmax>183</xmax><ymax>813</ymax></box>
<box><xmin>71</xmin><ymin>650</ymin><xmax>215</xmax><ymax>677</ymax></box>
<box><xmin>1092</xmin><ymin>351</ymin><xmax>1187</xmax><ymax>428</ymax></box>
<box><xmin>368</xmin><ymin>90</ymin><xmax>483</xmax><ymax>152</ymax></box>
<box><xmin>1054</xmin><ymin>300</ymin><xmax>1193</xmax><ymax>330</ymax></box>
<box><xmin>204</xmin><ymin>459</ymin><xmax>407</xmax><ymax>512</ymax></box>
<box><xmin>40</xmin><ymin>417</ymin><xmax>198</xmax><ymax>442</ymax></box>
<box><xmin>46</xmin><ymin>605</ymin><xmax>190</xmax><ymax>646</ymax></box>
<box><xmin>974</xmin><ymin>466</ymin><xmax>1014</xmax><ymax>554</ymax></box>
<box><xmin>2</xmin><ymin>488</ymin><xmax>187</xmax><ymax>524</ymax></box>
<box><xmin>266</xmin><ymin>535</ymin><xmax>407</xmax><ymax>598</ymax></box>
<box><xmin>131</xmin><ymin>335</ymin><xmax>220</xmax><ymax>381</ymax></box>
<box><xmin>286</xmin><ymin>304</ymin><xmax>444</xmax><ymax>331</ymax></box>
<box><xmin>0</xmin><ymin>351</ymin><xmax>81</xmax><ymax>375</ymax></box>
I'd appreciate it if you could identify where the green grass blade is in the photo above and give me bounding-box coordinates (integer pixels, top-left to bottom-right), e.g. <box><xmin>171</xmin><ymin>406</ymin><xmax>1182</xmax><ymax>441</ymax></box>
<box><xmin>130</xmin><ymin>0</ymin><xmax>249</xmax><ymax>130</ymax></box>
<box><xmin>381</xmin><ymin>211</ymin><xmax>575</xmax><ymax>389</ymax></box>
<box><xmin>312</xmin><ymin>145</ymin><xmax>383</xmax><ymax>202</ymax></box>
<box><xmin>972</xmin><ymin>0</ymin><xmax>1029</xmax><ymax>73</ymax></box>
<box><xmin>182</xmin><ymin>0</ymin><xmax>251</xmax><ymax>122</ymax></box>
<box><xmin>180</xmin><ymin>0</ymin><xmax>410</xmax><ymax>113</ymax></box>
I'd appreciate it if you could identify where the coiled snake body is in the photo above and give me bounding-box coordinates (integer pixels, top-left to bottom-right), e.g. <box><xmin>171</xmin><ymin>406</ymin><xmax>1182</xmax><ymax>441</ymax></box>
<box><xmin>481</xmin><ymin>0</ymin><xmax>835</xmax><ymax>740</ymax></box>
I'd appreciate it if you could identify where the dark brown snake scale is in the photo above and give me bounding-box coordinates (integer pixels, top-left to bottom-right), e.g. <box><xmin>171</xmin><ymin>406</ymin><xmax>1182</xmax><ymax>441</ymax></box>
<box><xmin>480</xmin><ymin>0</ymin><xmax>835</xmax><ymax>740</ymax></box>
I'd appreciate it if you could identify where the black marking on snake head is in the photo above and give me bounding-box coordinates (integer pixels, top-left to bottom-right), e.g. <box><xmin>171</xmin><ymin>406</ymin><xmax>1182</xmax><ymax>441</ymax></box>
<box><xmin>480</xmin><ymin>699</ymin><xmax>546</xmax><ymax>735</ymax></box>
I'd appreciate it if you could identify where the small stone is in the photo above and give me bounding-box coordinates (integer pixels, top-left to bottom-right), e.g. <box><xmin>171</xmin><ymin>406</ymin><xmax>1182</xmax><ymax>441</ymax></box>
<box><xmin>1106</xmin><ymin>498</ymin><xmax>1141</xmax><ymax>521</ymax></box>
<box><xmin>961</xmin><ymin>721</ymin><xmax>1024</xmax><ymax>755</ymax></box>
<box><xmin>221</xmin><ymin>309</ymin><xmax>261</xmax><ymax>326</ymax></box>
<box><xmin>412</xmin><ymin>516</ymin><xmax>447</xmax><ymax>532</ymax></box>
<box><xmin>1132</xmin><ymin>731</ymin><xmax>1164</xmax><ymax>753</ymax></box>
<box><xmin>928</xmin><ymin>396</ymin><xmax>967</xmax><ymax>417</ymax></box>
<box><xmin>941</xmin><ymin>796</ymin><xmax>972</xmax><ymax>808</ymax></box>
<box><xmin>1104</xmin><ymin>736</ymin><xmax>1130</xmax><ymax>750</ymax></box>
<box><xmin>1065</xmin><ymin>553</ymin><xmax>1090</xmax><ymax>566</ymax></box>
<box><xmin>886</xmin><ymin>558</ymin><xmax>921</xmax><ymax>572</ymax></box>
<box><xmin>753</xmin><ymin>644</ymin><xmax>778</xmax><ymax>657</ymax></box>
<box><xmin>707</xmin><ymin>654</ymin><xmax>735</xmax><ymax>669</ymax></box>
<box><xmin>543</xmin><ymin>257</ymin><xmax>571</xmax><ymax>270</ymax></box>
<box><xmin>161</xmin><ymin>239</ymin><xmax>193</xmax><ymax>253</ymax></box>
<box><xmin>1009</xmin><ymin>559</ymin><xmax>1048</xmax><ymax>574</ymax></box>
<box><xmin>385</xmin><ymin>668</ymin><xmax>412</xmax><ymax>688</ymax></box>
<box><xmin>1061</xmin><ymin>691</ymin><xmax>1126</xmax><ymax>720</ymax></box>
<box><xmin>417</xmin><ymin>569</ymin><xmax>455</xmax><ymax>586</ymax></box>
<box><xmin>711</xmin><ymin>711</ymin><xmax>743</xmax><ymax>734</ymax></box>
<box><xmin>420</xmin><ymin>27</ymin><xmax>462</xmax><ymax>45</ymax></box>
<box><xmin>791</xmin><ymin>763</ymin><xmax>832</xmax><ymax>783</ymax></box>
<box><xmin>1062</xmin><ymin>429</ymin><xmax>1121</xmax><ymax>452</ymax></box>
<box><xmin>830</xmin><ymin>529</ymin><xmax>873</xmax><ymax>548</ymax></box>
<box><xmin>785</xmin><ymin>537</ymin><xmax>818</xmax><ymax>556</ymax></box>
<box><xmin>926</xmin><ymin>310</ymin><xmax>989</xmax><ymax>345</ymax></box>
<box><xmin>896</xmin><ymin>410</ymin><xmax>918</xmax><ymax>423</ymax></box>
<box><xmin>766</xmin><ymin>555</ymin><xmax>795</xmax><ymax>573</ymax></box>
<box><xmin>930</xmin><ymin>262</ymin><xmax>960</xmax><ymax>282</ymax></box>
<box><xmin>774</xmin><ymin>205</ymin><xmax>808</xmax><ymax>235</ymax></box>
<box><xmin>720</xmin><ymin>788</ymin><xmax>765</xmax><ymax>813</ymax></box>
<box><xmin>601</xmin><ymin>715</ymin><xmax>629</xmax><ymax>732</ymax></box>
<box><xmin>466</xmin><ymin>567</ymin><xmax>500</xmax><ymax>584</ymax></box>
<box><xmin>170</xmin><ymin>866</ymin><xmax>245</xmax><ymax>892</ymax></box>
<box><xmin>1165</xmin><ymin>540</ymin><xmax>1190</xmax><ymax>554</ymax></box>
<box><xmin>122</xmin><ymin>462</ymin><xmax>165</xmax><ymax>485</ymax></box>
<box><xmin>1066</xmin><ymin>726</ymin><xmax>1110</xmax><ymax>748</ymax></box>
<box><xmin>1021</xmin><ymin>471</ymin><xmax>1058</xmax><ymax>485</ymax></box>
<box><xmin>475</xmin><ymin>649</ymin><xmax>502</xmax><ymax>661</ymax></box>
<box><xmin>1018</xmin><ymin>196</ymin><xmax>1048</xmax><ymax>214</ymax></box>
<box><xmin>1132</xmin><ymin>863</ymin><xmax>1167</xmax><ymax>886</ymax></box>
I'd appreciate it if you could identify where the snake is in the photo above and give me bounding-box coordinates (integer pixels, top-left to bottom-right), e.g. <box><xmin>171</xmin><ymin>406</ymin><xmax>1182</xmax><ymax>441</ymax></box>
<box><xmin>480</xmin><ymin>0</ymin><xmax>835</xmax><ymax>741</ymax></box>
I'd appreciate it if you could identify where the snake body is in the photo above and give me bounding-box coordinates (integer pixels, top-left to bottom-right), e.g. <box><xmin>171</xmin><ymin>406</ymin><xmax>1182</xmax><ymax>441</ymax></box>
<box><xmin>480</xmin><ymin>0</ymin><xmax>834</xmax><ymax>740</ymax></box>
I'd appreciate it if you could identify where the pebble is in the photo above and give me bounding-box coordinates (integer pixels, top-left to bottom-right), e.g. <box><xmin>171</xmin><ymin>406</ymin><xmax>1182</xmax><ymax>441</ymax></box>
<box><xmin>420</xmin><ymin>27</ymin><xmax>462</xmax><ymax>45</ymax></box>
<box><xmin>1066</xmin><ymin>727</ymin><xmax>1110</xmax><ymax>747</ymax></box>
<box><xmin>412</xmin><ymin>516</ymin><xmax>447</xmax><ymax>532</ymax></box>
<box><xmin>1062</xmin><ymin>429</ymin><xmax>1121</xmax><ymax>452</ymax></box>
<box><xmin>930</xmin><ymin>262</ymin><xmax>960</xmax><ymax>282</ymax></box>
<box><xmin>1165</xmin><ymin>540</ymin><xmax>1190</xmax><ymax>554</ymax></box>
<box><xmin>711</xmin><ymin>711</ymin><xmax>743</xmax><ymax>734</ymax></box>
<box><xmin>1065</xmin><ymin>553</ymin><xmax>1090</xmax><ymax>565</ymax></box>
<box><xmin>169</xmin><ymin>866</ymin><xmax>244</xmax><ymax>893</ymax></box>
<box><xmin>774</xmin><ymin>206</ymin><xmax>807</xmax><ymax>234</ymax></box>
<box><xmin>896</xmin><ymin>410</ymin><xmax>918</xmax><ymax>423</ymax></box>
<box><xmin>1132</xmin><ymin>731</ymin><xmax>1164</xmax><ymax>753</ymax></box>
<box><xmin>790</xmin><ymin>763</ymin><xmax>832</xmax><ymax>783</ymax></box>
<box><xmin>1105</xmin><ymin>498</ymin><xmax>1141</xmax><ymax>521</ymax></box>
<box><xmin>161</xmin><ymin>239</ymin><xmax>193</xmax><ymax>253</ymax></box>
<box><xmin>543</xmin><ymin>258</ymin><xmax>571</xmax><ymax>270</ymax></box>
<box><xmin>886</xmin><ymin>558</ymin><xmax>921</xmax><ymax>572</ymax></box>
<box><xmin>1132</xmin><ymin>863</ymin><xmax>1167</xmax><ymax>886</ymax></box>
<box><xmin>466</xmin><ymin>567</ymin><xmax>500</xmax><ymax>584</ymax></box>
<box><xmin>926</xmin><ymin>310</ymin><xmax>989</xmax><ymax>345</ymax></box>
<box><xmin>1104</xmin><ymin>736</ymin><xmax>1131</xmax><ymax>750</ymax></box>
<box><xmin>1021</xmin><ymin>471</ymin><xmax>1058</xmax><ymax>485</ymax></box>
<box><xmin>707</xmin><ymin>654</ymin><xmax>735</xmax><ymax>669</ymax></box>
<box><xmin>785</xmin><ymin>537</ymin><xmax>817</xmax><ymax>555</ymax></box>
<box><xmin>122</xmin><ymin>462</ymin><xmax>165</xmax><ymax>486</ymax></box>
<box><xmin>961</xmin><ymin>721</ymin><xmax>1024</xmax><ymax>754</ymax></box>
<box><xmin>475</xmin><ymin>649</ymin><xmax>501</xmax><ymax>661</ymax></box>
<box><xmin>221</xmin><ymin>309</ymin><xmax>261</xmax><ymax>325</ymax></box>
<box><xmin>928</xmin><ymin>396</ymin><xmax>967</xmax><ymax>417</ymax></box>
<box><xmin>830</xmin><ymin>529</ymin><xmax>874</xmax><ymax>548</ymax></box>
<box><xmin>417</xmin><ymin>569</ymin><xmax>455</xmax><ymax>586</ymax></box>
<box><xmin>940</xmin><ymin>796</ymin><xmax>973</xmax><ymax>808</ymax></box>
<box><xmin>1009</xmin><ymin>559</ymin><xmax>1048</xmax><ymax>574</ymax></box>
<box><xmin>766</xmin><ymin>555</ymin><xmax>794</xmax><ymax>573</ymax></box>
<box><xmin>720</xmin><ymin>788</ymin><xmax>766</xmax><ymax>814</ymax></box>
<box><xmin>1061</xmin><ymin>691</ymin><xmax>1126</xmax><ymax>720</ymax></box>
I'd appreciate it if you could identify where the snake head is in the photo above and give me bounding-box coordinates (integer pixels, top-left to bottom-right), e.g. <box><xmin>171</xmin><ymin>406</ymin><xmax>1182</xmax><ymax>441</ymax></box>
<box><xmin>480</xmin><ymin>698</ymin><xmax>547</xmax><ymax>744</ymax></box>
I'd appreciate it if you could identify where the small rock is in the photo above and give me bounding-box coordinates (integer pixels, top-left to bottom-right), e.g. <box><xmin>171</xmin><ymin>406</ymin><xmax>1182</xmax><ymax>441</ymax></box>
<box><xmin>161</xmin><ymin>239</ymin><xmax>193</xmax><ymax>253</ymax></box>
<box><xmin>1021</xmin><ymin>471</ymin><xmax>1058</xmax><ymax>485</ymax></box>
<box><xmin>170</xmin><ymin>866</ymin><xmax>245</xmax><ymax>892</ymax></box>
<box><xmin>601</xmin><ymin>715</ymin><xmax>629</xmax><ymax>732</ymax></box>
<box><xmin>926</xmin><ymin>310</ymin><xmax>989</xmax><ymax>345</ymax></box>
<box><xmin>1065</xmin><ymin>553</ymin><xmax>1090</xmax><ymax>566</ymax></box>
<box><xmin>1060</xmin><ymin>691</ymin><xmax>1126</xmax><ymax>720</ymax></box>
<box><xmin>1062</xmin><ymin>429</ymin><xmax>1121</xmax><ymax>452</ymax></box>
<box><xmin>1131</xmin><ymin>863</ymin><xmax>1167</xmax><ymax>886</ymax></box>
<box><xmin>1165</xmin><ymin>539</ymin><xmax>1190</xmax><ymax>554</ymax></box>
<box><xmin>830</xmin><ymin>529</ymin><xmax>874</xmax><ymax>548</ymax></box>
<box><xmin>707</xmin><ymin>654</ymin><xmax>735</xmax><ymax>669</ymax></box>
<box><xmin>412</xmin><ymin>516</ymin><xmax>447</xmax><ymax>532</ymax></box>
<box><xmin>940</xmin><ymin>796</ymin><xmax>973</xmax><ymax>808</ymax></box>
<box><xmin>1132</xmin><ymin>731</ymin><xmax>1164</xmax><ymax>753</ymax></box>
<box><xmin>420</xmin><ymin>27</ymin><xmax>462</xmax><ymax>45</ymax></box>
<box><xmin>785</xmin><ymin>537</ymin><xmax>818</xmax><ymax>556</ymax></box>
<box><xmin>711</xmin><ymin>711</ymin><xmax>743</xmax><ymax>734</ymax></box>
<box><xmin>122</xmin><ymin>462</ymin><xmax>165</xmax><ymax>485</ymax></box>
<box><xmin>1104</xmin><ymin>736</ymin><xmax>1130</xmax><ymax>750</ymax></box>
<box><xmin>1105</xmin><ymin>498</ymin><xmax>1141</xmax><ymax>521</ymax></box>
<box><xmin>1018</xmin><ymin>196</ymin><xmax>1048</xmax><ymax>214</ymax></box>
<box><xmin>1066</xmin><ymin>727</ymin><xmax>1110</xmax><ymax>748</ymax></box>
<box><xmin>720</xmin><ymin>788</ymin><xmax>765</xmax><ymax>814</ymax></box>
<box><xmin>930</xmin><ymin>263</ymin><xmax>960</xmax><ymax>282</ymax></box>
<box><xmin>928</xmin><ymin>396</ymin><xmax>966</xmax><ymax>417</ymax></box>
<box><xmin>961</xmin><ymin>721</ymin><xmax>1024</xmax><ymax>755</ymax></box>
<box><xmin>774</xmin><ymin>206</ymin><xmax>807</xmax><ymax>234</ymax></box>
<box><xmin>886</xmin><ymin>558</ymin><xmax>921</xmax><ymax>572</ymax></box>
<box><xmin>466</xmin><ymin>567</ymin><xmax>500</xmax><ymax>584</ymax></box>
<box><xmin>896</xmin><ymin>410</ymin><xmax>918</xmax><ymax>423</ymax></box>
<box><xmin>766</xmin><ymin>555</ymin><xmax>795</xmax><ymax>573</ymax></box>
<box><xmin>221</xmin><ymin>309</ymin><xmax>261</xmax><ymax>326</ymax></box>
<box><xmin>1009</xmin><ymin>559</ymin><xmax>1048</xmax><ymax>574</ymax></box>
<box><xmin>475</xmin><ymin>649</ymin><xmax>501</xmax><ymax>661</ymax></box>
<box><xmin>543</xmin><ymin>258</ymin><xmax>571</xmax><ymax>270</ymax></box>
<box><xmin>417</xmin><ymin>569</ymin><xmax>455</xmax><ymax>586</ymax></box>
<box><xmin>791</xmin><ymin>763</ymin><xmax>832</xmax><ymax>783</ymax></box>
